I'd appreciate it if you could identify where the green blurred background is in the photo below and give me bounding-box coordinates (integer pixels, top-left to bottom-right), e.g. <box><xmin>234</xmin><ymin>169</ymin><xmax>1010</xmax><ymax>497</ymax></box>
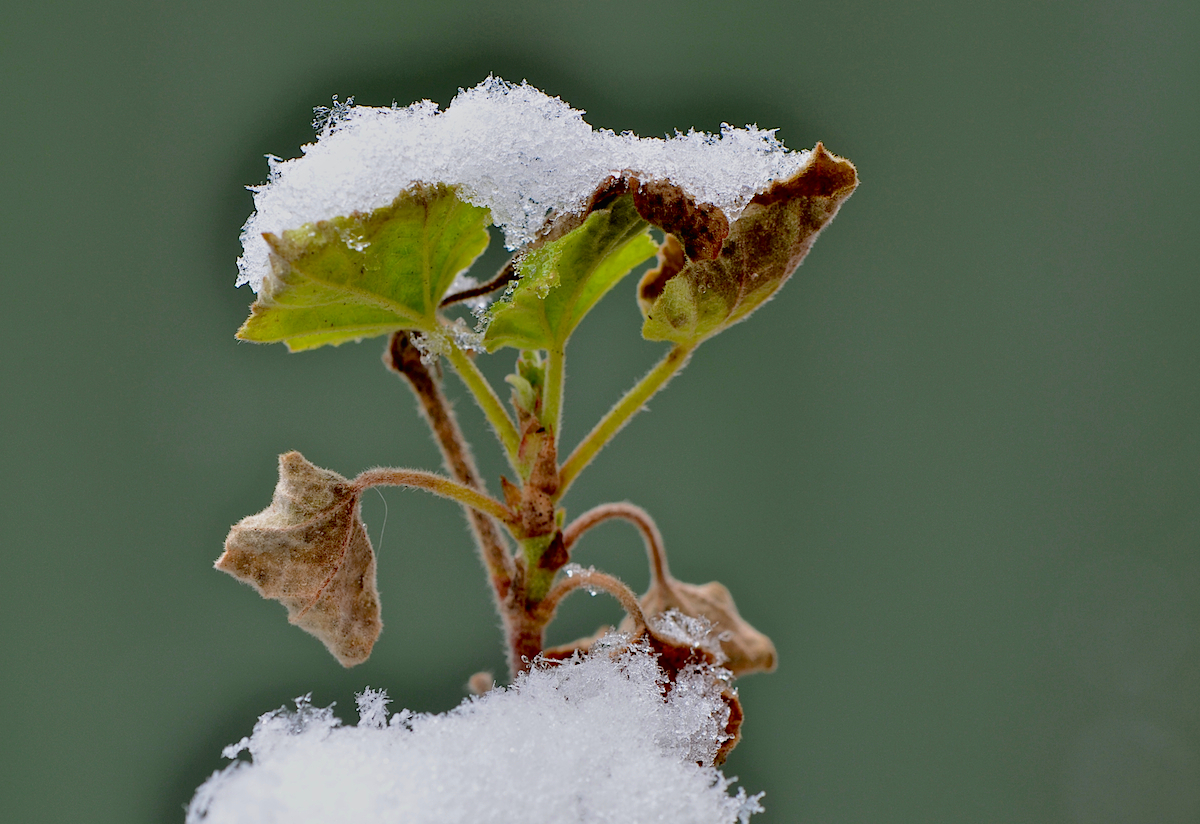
<box><xmin>3</xmin><ymin>0</ymin><xmax>1199</xmax><ymax>821</ymax></box>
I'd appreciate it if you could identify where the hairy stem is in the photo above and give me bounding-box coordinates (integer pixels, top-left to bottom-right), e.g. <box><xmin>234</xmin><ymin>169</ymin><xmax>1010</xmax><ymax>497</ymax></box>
<box><xmin>537</xmin><ymin>569</ymin><xmax>648</xmax><ymax>632</ymax></box>
<box><xmin>353</xmin><ymin>467</ymin><xmax>518</xmax><ymax>529</ymax></box>
<box><xmin>507</xmin><ymin>610</ymin><xmax>544</xmax><ymax>675</ymax></box>
<box><xmin>443</xmin><ymin>342</ymin><xmax>521</xmax><ymax>472</ymax></box>
<box><xmin>558</xmin><ymin>344</ymin><xmax>694</xmax><ymax>496</ymax></box>
<box><xmin>385</xmin><ymin>332</ymin><xmax>515</xmax><ymax>595</ymax></box>
<box><xmin>563</xmin><ymin>502</ymin><xmax>669</xmax><ymax>584</ymax></box>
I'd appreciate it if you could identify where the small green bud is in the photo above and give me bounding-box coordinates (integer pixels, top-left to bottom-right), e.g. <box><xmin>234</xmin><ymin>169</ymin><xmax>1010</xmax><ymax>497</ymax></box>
<box><xmin>515</xmin><ymin>350</ymin><xmax>546</xmax><ymax>397</ymax></box>
<box><xmin>504</xmin><ymin>372</ymin><xmax>537</xmax><ymax>418</ymax></box>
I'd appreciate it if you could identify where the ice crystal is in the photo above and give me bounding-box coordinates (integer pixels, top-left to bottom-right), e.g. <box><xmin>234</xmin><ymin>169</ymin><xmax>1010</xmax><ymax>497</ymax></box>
<box><xmin>238</xmin><ymin>76</ymin><xmax>808</xmax><ymax>292</ymax></box>
<box><xmin>188</xmin><ymin>637</ymin><xmax>763</xmax><ymax>824</ymax></box>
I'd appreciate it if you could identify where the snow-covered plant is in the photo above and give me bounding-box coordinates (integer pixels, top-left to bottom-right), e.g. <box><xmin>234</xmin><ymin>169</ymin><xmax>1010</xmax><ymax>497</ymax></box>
<box><xmin>195</xmin><ymin>77</ymin><xmax>856</xmax><ymax>822</ymax></box>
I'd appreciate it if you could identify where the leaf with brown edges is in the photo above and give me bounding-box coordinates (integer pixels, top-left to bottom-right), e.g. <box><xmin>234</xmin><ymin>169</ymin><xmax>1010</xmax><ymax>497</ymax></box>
<box><xmin>639</xmin><ymin>143</ymin><xmax>857</xmax><ymax>346</ymax></box>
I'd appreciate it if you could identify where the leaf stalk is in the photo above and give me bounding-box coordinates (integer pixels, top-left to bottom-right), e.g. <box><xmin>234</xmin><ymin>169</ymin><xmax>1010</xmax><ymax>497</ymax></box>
<box><xmin>563</xmin><ymin>502</ymin><xmax>669</xmax><ymax>583</ymax></box>
<box><xmin>543</xmin><ymin>346</ymin><xmax>566</xmax><ymax>437</ymax></box>
<box><xmin>444</xmin><ymin>342</ymin><xmax>522</xmax><ymax>472</ymax></box>
<box><xmin>353</xmin><ymin>467</ymin><xmax>519</xmax><ymax>530</ymax></box>
<box><xmin>537</xmin><ymin>569</ymin><xmax>647</xmax><ymax>633</ymax></box>
<box><xmin>558</xmin><ymin>344</ymin><xmax>694</xmax><ymax>496</ymax></box>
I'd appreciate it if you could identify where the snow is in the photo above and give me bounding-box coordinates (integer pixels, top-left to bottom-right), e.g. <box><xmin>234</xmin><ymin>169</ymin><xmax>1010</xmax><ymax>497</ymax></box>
<box><xmin>238</xmin><ymin>76</ymin><xmax>809</xmax><ymax>292</ymax></box>
<box><xmin>187</xmin><ymin>634</ymin><xmax>763</xmax><ymax>824</ymax></box>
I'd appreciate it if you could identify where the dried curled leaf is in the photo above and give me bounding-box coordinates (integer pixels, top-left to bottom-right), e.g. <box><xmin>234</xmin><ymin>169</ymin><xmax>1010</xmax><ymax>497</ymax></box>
<box><xmin>637</xmin><ymin>232</ymin><xmax>686</xmax><ymax>315</ymax></box>
<box><xmin>639</xmin><ymin>143</ymin><xmax>858</xmax><ymax>346</ymax></box>
<box><xmin>553</xmin><ymin>576</ymin><xmax>776</xmax><ymax>679</ymax></box>
<box><xmin>640</xmin><ymin>575</ymin><xmax>777</xmax><ymax>678</ymax></box>
<box><xmin>629</xmin><ymin>177</ymin><xmax>728</xmax><ymax>261</ymax></box>
<box><xmin>216</xmin><ymin>452</ymin><xmax>381</xmax><ymax>666</ymax></box>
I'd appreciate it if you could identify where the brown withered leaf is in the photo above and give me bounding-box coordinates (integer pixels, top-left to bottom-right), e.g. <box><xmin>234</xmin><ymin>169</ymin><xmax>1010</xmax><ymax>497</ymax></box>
<box><xmin>216</xmin><ymin>451</ymin><xmax>382</xmax><ymax>667</ymax></box>
<box><xmin>544</xmin><ymin>561</ymin><xmax>776</xmax><ymax>677</ymax></box>
<box><xmin>629</xmin><ymin>177</ymin><xmax>729</xmax><ymax>261</ymax></box>
<box><xmin>639</xmin><ymin>574</ymin><xmax>777</xmax><ymax>678</ymax></box>
<box><xmin>556</xmin><ymin>571</ymin><xmax>777</xmax><ymax>679</ymax></box>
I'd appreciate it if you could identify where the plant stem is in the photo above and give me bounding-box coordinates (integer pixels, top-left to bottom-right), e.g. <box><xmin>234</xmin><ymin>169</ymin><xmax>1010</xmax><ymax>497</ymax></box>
<box><xmin>443</xmin><ymin>342</ymin><xmax>522</xmax><ymax>472</ymax></box>
<box><xmin>440</xmin><ymin>255</ymin><xmax>518</xmax><ymax>307</ymax></box>
<box><xmin>385</xmin><ymin>332</ymin><xmax>515</xmax><ymax>596</ymax></box>
<box><xmin>563</xmin><ymin>502</ymin><xmax>669</xmax><ymax>584</ymax></box>
<box><xmin>507</xmin><ymin>611</ymin><xmax>545</xmax><ymax>674</ymax></box>
<box><xmin>537</xmin><ymin>569</ymin><xmax>647</xmax><ymax>632</ymax></box>
<box><xmin>558</xmin><ymin>344</ymin><xmax>694</xmax><ymax>496</ymax></box>
<box><xmin>353</xmin><ymin>467</ymin><xmax>519</xmax><ymax>529</ymax></box>
<box><xmin>543</xmin><ymin>345</ymin><xmax>566</xmax><ymax>437</ymax></box>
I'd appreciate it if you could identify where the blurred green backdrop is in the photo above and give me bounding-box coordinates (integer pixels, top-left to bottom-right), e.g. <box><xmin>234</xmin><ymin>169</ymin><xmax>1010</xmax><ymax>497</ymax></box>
<box><xmin>3</xmin><ymin>0</ymin><xmax>1199</xmax><ymax>821</ymax></box>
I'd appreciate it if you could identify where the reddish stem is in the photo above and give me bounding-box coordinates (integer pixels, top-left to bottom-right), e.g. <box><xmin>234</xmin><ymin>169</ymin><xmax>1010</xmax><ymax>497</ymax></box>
<box><xmin>537</xmin><ymin>568</ymin><xmax>648</xmax><ymax>633</ymax></box>
<box><xmin>385</xmin><ymin>333</ymin><xmax>517</xmax><ymax>594</ymax></box>
<box><xmin>562</xmin><ymin>502</ymin><xmax>670</xmax><ymax>584</ymax></box>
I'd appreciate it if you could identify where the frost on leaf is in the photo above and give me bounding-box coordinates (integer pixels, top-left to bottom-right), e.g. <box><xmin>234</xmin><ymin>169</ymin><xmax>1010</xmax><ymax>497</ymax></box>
<box><xmin>238</xmin><ymin>78</ymin><xmax>810</xmax><ymax>292</ymax></box>
<box><xmin>640</xmin><ymin>576</ymin><xmax>777</xmax><ymax>678</ymax></box>
<box><xmin>216</xmin><ymin>451</ymin><xmax>381</xmax><ymax>666</ymax></box>
<box><xmin>640</xmin><ymin>143</ymin><xmax>858</xmax><ymax>346</ymax></box>
<box><xmin>237</xmin><ymin>184</ymin><xmax>490</xmax><ymax>351</ymax></box>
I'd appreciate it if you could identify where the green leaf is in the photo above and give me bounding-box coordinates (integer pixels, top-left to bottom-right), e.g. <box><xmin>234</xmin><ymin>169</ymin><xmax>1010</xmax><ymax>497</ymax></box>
<box><xmin>483</xmin><ymin>195</ymin><xmax>657</xmax><ymax>352</ymax></box>
<box><xmin>238</xmin><ymin>183</ymin><xmax>491</xmax><ymax>351</ymax></box>
<box><xmin>639</xmin><ymin>144</ymin><xmax>858</xmax><ymax>347</ymax></box>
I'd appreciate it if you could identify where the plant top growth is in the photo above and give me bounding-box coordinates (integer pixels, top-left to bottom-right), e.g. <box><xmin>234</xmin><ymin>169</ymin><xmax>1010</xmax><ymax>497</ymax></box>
<box><xmin>195</xmin><ymin>77</ymin><xmax>856</xmax><ymax>822</ymax></box>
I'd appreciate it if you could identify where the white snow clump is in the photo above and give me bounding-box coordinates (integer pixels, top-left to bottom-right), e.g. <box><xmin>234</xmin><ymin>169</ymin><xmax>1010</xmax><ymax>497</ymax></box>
<box><xmin>238</xmin><ymin>76</ymin><xmax>809</xmax><ymax>292</ymax></box>
<box><xmin>187</xmin><ymin>636</ymin><xmax>763</xmax><ymax>824</ymax></box>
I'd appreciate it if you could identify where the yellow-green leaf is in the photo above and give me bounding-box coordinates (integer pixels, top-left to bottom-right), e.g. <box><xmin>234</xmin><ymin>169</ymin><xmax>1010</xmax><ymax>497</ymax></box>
<box><xmin>483</xmin><ymin>195</ymin><xmax>657</xmax><ymax>352</ymax></box>
<box><xmin>238</xmin><ymin>184</ymin><xmax>490</xmax><ymax>351</ymax></box>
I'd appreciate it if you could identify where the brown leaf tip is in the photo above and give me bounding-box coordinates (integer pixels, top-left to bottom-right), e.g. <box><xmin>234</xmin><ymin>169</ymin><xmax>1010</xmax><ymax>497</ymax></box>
<box><xmin>216</xmin><ymin>451</ymin><xmax>382</xmax><ymax>667</ymax></box>
<box><xmin>714</xmin><ymin>688</ymin><xmax>744</xmax><ymax>766</ymax></box>
<box><xmin>637</xmin><ymin>233</ymin><xmax>686</xmax><ymax>316</ymax></box>
<box><xmin>751</xmin><ymin>142</ymin><xmax>858</xmax><ymax>207</ymax></box>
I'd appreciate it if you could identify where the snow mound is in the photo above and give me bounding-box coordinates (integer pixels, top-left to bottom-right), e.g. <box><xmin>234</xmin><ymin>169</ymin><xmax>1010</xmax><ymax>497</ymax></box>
<box><xmin>239</xmin><ymin>76</ymin><xmax>808</xmax><ymax>292</ymax></box>
<box><xmin>187</xmin><ymin>636</ymin><xmax>764</xmax><ymax>824</ymax></box>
